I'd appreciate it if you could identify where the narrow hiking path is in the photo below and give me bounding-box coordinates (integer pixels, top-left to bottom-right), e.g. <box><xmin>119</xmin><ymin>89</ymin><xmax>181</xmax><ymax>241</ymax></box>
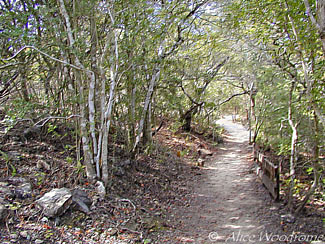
<box><xmin>163</xmin><ymin>116</ymin><xmax>282</xmax><ymax>244</ymax></box>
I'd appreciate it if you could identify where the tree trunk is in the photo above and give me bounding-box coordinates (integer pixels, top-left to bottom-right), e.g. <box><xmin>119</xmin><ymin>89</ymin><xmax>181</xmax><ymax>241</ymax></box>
<box><xmin>143</xmin><ymin>102</ymin><xmax>153</xmax><ymax>146</ymax></box>
<box><xmin>20</xmin><ymin>67</ymin><xmax>30</xmax><ymax>102</ymax></box>
<box><xmin>248</xmin><ymin>82</ymin><xmax>257</xmax><ymax>144</ymax></box>
<box><xmin>287</xmin><ymin>80</ymin><xmax>298</xmax><ymax>212</ymax></box>
<box><xmin>304</xmin><ymin>0</ymin><xmax>325</xmax><ymax>54</ymax></box>
<box><xmin>88</xmin><ymin>13</ymin><xmax>98</xmax><ymax>166</ymax></box>
<box><xmin>295</xmin><ymin>112</ymin><xmax>321</xmax><ymax>214</ymax></box>
<box><xmin>59</xmin><ymin>0</ymin><xmax>96</xmax><ymax>179</ymax></box>
<box><xmin>95</xmin><ymin>32</ymin><xmax>111</xmax><ymax>178</ymax></box>
<box><xmin>127</xmin><ymin>84</ymin><xmax>136</xmax><ymax>152</ymax></box>
<box><xmin>101</xmin><ymin>7</ymin><xmax>119</xmax><ymax>185</ymax></box>
<box><xmin>132</xmin><ymin>65</ymin><xmax>161</xmax><ymax>152</ymax></box>
<box><xmin>76</xmin><ymin>72</ymin><xmax>96</xmax><ymax>179</ymax></box>
<box><xmin>101</xmin><ymin>65</ymin><xmax>117</xmax><ymax>185</ymax></box>
<box><xmin>182</xmin><ymin>110</ymin><xmax>193</xmax><ymax>132</ymax></box>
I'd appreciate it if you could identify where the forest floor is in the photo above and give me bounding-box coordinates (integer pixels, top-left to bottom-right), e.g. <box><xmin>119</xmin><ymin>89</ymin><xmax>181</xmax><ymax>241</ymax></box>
<box><xmin>0</xmin><ymin>115</ymin><xmax>324</xmax><ymax>243</ymax></box>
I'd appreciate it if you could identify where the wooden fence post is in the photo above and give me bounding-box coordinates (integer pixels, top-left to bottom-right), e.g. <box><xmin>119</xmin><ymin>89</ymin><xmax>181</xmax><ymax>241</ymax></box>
<box><xmin>253</xmin><ymin>145</ymin><xmax>280</xmax><ymax>200</ymax></box>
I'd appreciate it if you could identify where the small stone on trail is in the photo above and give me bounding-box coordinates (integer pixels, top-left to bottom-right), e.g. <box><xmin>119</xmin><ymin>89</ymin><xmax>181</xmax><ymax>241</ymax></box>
<box><xmin>20</xmin><ymin>230</ymin><xmax>29</xmax><ymax>239</ymax></box>
<box><xmin>281</xmin><ymin>213</ymin><xmax>295</xmax><ymax>223</ymax></box>
<box><xmin>36</xmin><ymin>159</ymin><xmax>51</xmax><ymax>171</ymax></box>
<box><xmin>198</xmin><ymin>148</ymin><xmax>213</xmax><ymax>157</ymax></box>
<box><xmin>96</xmin><ymin>181</ymin><xmax>106</xmax><ymax>198</ymax></box>
<box><xmin>41</xmin><ymin>216</ymin><xmax>49</xmax><ymax>222</ymax></box>
<box><xmin>107</xmin><ymin>227</ymin><xmax>118</xmax><ymax>236</ymax></box>
<box><xmin>10</xmin><ymin>233</ymin><xmax>18</xmax><ymax>239</ymax></box>
<box><xmin>0</xmin><ymin>177</ymin><xmax>32</xmax><ymax>200</ymax></box>
<box><xmin>180</xmin><ymin>237</ymin><xmax>195</xmax><ymax>242</ymax></box>
<box><xmin>15</xmin><ymin>182</ymin><xmax>32</xmax><ymax>199</ymax></box>
<box><xmin>71</xmin><ymin>188</ymin><xmax>92</xmax><ymax>214</ymax></box>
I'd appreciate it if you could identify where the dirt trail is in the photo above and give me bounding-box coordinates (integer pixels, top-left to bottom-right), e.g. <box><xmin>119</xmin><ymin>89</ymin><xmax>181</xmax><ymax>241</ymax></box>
<box><xmin>167</xmin><ymin>116</ymin><xmax>276</xmax><ymax>243</ymax></box>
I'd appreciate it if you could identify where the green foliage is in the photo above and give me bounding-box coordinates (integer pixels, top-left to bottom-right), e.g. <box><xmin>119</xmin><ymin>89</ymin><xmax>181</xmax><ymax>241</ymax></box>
<box><xmin>5</xmin><ymin>99</ymin><xmax>34</xmax><ymax>120</ymax></box>
<box><xmin>75</xmin><ymin>160</ymin><xmax>86</xmax><ymax>175</ymax></box>
<box><xmin>6</xmin><ymin>202</ymin><xmax>22</xmax><ymax>211</ymax></box>
<box><xmin>47</xmin><ymin>123</ymin><xmax>60</xmax><ymax>138</ymax></box>
<box><xmin>277</xmin><ymin>142</ymin><xmax>291</xmax><ymax>156</ymax></box>
<box><xmin>1</xmin><ymin>0</ymin><xmax>323</xmax><ymax>206</ymax></box>
<box><xmin>224</xmin><ymin>0</ymin><xmax>325</xmax><ymax>212</ymax></box>
<box><xmin>0</xmin><ymin>150</ymin><xmax>17</xmax><ymax>176</ymax></box>
<box><xmin>0</xmin><ymin>150</ymin><xmax>9</xmax><ymax>162</ymax></box>
<box><xmin>65</xmin><ymin>156</ymin><xmax>74</xmax><ymax>164</ymax></box>
<box><xmin>9</xmin><ymin>163</ymin><xmax>17</xmax><ymax>177</ymax></box>
<box><xmin>34</xmin><ymin>172</ymin><xmax>46</xmax><ymax>186</ymax></box>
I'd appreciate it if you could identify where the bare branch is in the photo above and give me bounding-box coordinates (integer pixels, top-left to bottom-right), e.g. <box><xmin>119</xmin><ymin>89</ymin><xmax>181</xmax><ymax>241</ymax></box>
<box><xmin>0</xmin><ymin>45</ymin><xmax>89</xmax><ymax>73</ymax></box>
<box><xmin>161</xmin><ymin>1</ymin><xmax>208</xmax><ymax>58</ymax></box>
<box><xmin>303</xmin><ymin>0</ymin><xmax>322</xmax><ymax>31</ymax></box>
<box><xmin>218</xmin><ymin>91</ymin><xmax>249</xmax><ymax>106</ymax></box>
<box><xmin>0</xmin><ymin>73</ymin><xmax>19</xmax><ymax>96</ymax></box>
<box><xmin>0</xmin><ymin>62</ymin><xmax>25</xmax><ymax>69</ymax></box>
<box><xmin>179</xmin><ymin>81</ymin><xmax>201</xmax><ymax>106</ymax></box>
<box><xmin>34</xmin><ymin>115</ymin><xmax>81</xmax><ymax>128</ymax></box>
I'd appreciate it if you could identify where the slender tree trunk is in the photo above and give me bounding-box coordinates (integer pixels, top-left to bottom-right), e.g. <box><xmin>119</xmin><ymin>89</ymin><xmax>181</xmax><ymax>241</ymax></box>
<box><xmin>76</xmin><ymin>72</ymin><xmax>96</xmax><ymax>178</ymax></box>
<box><xmin>249</xmin><ymin>82</ymin><xmax>257</xmax><ymax>143</ymax></box>
<box><xmin>288</xmin><ymin>1</ymin><xmax>325</xmax><ymax>126</ymax></box>
<box><xmin>20</xmin><ymin>67</ymin><xmax>30</xmax><ymax>102</ymax></box>
<box><xmin>95</xmin><ymin>36</ymin><xmax>111</xmax><ymax>178</ymax></box>
<box><xmin>95</xmin><ymin>72</ymin><xmax>106</xmax><ymax>179</ymax></box>
<box><xmin>304</xmin><ymin>0</ymin><xmax>325</xmax><ymax>54</ymax></box>
<box><xmin>295</xmin><ymin>112</ymin><xmax>321</xmax><ymax>214</ymax></box>
<box><xmin>287</xmin><ymin>80</ymin><xmax>298</xmax><ymax>212</ymax></box>
<box><xmin>101</xmin><ymin>65</ymin><xmax>117</xmax><ymax>185</ymax></box>
<box><xmin>286</xmin><ymin>4</ymin><xmax>323</xmax><ymax>212</ymax></box>
<box><xmin>127</xmin><ymin>84</ymin><xmax>136</xmax><ymax>152</ymax></box>
<box><xmin>132</xmin><ymin>65</ymin><xmax>161</xmax><ymax>152</ymax></box>
<box><xmin>59</xmin><ymin>0</ymin><xmax>96</xmax><ymax>179</ymax></box>
<box><xmin>88</xmin><ymin>14</ymin><xmax>98</xmax><ymax>165</ymax></box>
<box><xmin>143</xmin><ymin>102</ymin><xmax>153</xmax><ymax>146</ymax></box>
<box><xmin>101</xmin><ymin>7</ymin><xmax>119</xmax><ymax>185</ymax></box>
<box><xmin>248</xmin><ymin>103</ymin><xmax>252</xmax><ymax>143</ymax></box>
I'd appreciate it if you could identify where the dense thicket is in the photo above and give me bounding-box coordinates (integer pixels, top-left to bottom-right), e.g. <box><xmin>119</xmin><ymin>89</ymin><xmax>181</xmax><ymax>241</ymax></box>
<box><xmin>225</xmin><ymin>0</ymin><xmax>324</xmax><ymax>212</ymax></box>
<box><xmin>1</xmin><ymin>0</ymin><xmax>232</xmax><ymax>181</ymax></box>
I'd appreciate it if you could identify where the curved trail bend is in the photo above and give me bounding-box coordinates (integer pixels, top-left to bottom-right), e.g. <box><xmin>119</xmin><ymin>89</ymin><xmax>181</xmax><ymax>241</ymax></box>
<box><xmin>170</xmin><ymin>116</ymin><xmax>276</xmax><ymax>244</ymax></box>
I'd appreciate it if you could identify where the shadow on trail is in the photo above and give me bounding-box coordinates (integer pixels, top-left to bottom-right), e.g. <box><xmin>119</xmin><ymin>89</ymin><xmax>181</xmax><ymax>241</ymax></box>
<box><xmin>165</xmin><ymin>116</ymin><xmax>280</xmax><ymax>244</ymax></box>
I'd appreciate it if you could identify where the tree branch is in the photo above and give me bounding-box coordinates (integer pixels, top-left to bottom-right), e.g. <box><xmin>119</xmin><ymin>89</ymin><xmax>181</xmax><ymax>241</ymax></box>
<box><xmin>179</xmin><ymin>81</ymin><xmax>202</xmax><ymax>106</ymax></box>
<box><xmin>161</xmin><ymin>1</ymin><xmax>208</xmax><ymax>59</ymax></box>
<box><xmin>0</xmin><ymin>45</ymin><xmax>89</xmax><ymax>73</ymax></box>
<box><xmin>34</xmin><ymin>115</ymin><xmax>81</xmax><ymax>128</ymax></box>
<box><xmin>0</xmin><ymin>62</ymin><xmax>25</xmax><ymax>69</ymax></box>
<box><xmin>179</xmin><ymin>57</ymin><xmax>229</xmax><ymax>106</ymax></box>
<box><xmin>303</xmin><ymin>0</ymin><xmax>322</xmax><ymax>31</ymax></box>
<box><xmin>0</xmin><ymin>73</ymin><xmax>19</xmax><ymax>96</ymax></box>
<box><xmin>218</xmin><ymin>91</ymin><xmax>249</xmax><ymax>106</ymax></box>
